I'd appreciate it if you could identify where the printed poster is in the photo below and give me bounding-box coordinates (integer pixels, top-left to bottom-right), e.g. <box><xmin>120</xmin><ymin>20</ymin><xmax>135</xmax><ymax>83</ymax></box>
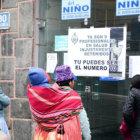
<box><xmin>68</xmin><ymin>27</ymin><xmax>127</xmax><ymax>79</ymax></box>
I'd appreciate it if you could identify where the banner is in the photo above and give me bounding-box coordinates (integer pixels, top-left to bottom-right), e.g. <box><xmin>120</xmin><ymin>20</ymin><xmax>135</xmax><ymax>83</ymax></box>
<box><xmin>61</xmin><ymin>0</ymin><xmax>91</xmax><ymax>20</ymax></box>
<box><xmin>68</xmin><ymin>27</ymin><xmax>127</xmax><ymax>79</ymax></box>
<box><xmin>116</xmin><ymin>0</ymin><xmax>140</xmax><ymax>16</ymax></box>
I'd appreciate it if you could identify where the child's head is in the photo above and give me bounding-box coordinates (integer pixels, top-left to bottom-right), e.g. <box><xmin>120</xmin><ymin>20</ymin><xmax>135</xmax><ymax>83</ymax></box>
<box><xmin>28</xmin><ymin>67</ymin><xmax>51</xmax><ymax>87</ymax></box>
<box><xmin>131</xmin><ymin>74</ymin><xmax>140</xmax><ymax>89</ymax></box>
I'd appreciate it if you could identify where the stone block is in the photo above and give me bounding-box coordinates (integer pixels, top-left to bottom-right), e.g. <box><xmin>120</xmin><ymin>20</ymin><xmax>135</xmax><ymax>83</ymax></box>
<box><xmin>10</xmin><ymin>9</ymin><xmax>18</xmax><ymax>32</ymax></box>
<box><xmin>19</xmin><ymin>2</ymin><xmax>34</xmax><ymax>37</ymax></box>
<box><xmin>11</xmin><ymin>99</ymin><xmax>31</xmax><ymax>118</ymax></box>
<box><xmin>0</xmin><ymin>9</ymin><xmax>18</xmax><ymax>32</ymax></box>
<box><xmin>15</xmin><ymin>69</ymin><xmax>29</xmax><ymax>98</ymax></box>
<box><xmin>0</xmin><ymin>82</ymin><xmax>13</xmax><ymax>97</ymax></box>
<box><xmin>13</xmin><ymin>120</ymin><xmax>32</xmax><ymax>140</ymax></box>
<box><xmin>1</xmin><ymin>34</ymin><xmax>17</xmax><ymax>56</ymax></box>
<box><xmin>2</xmin><ymin>0</ymin><xmax>18</xmax><ymax>8</ymax></box>
<box><xmin>0</xmin><ymin>58</ymin><xmax>14</xmax><ymax>80</ymax></box>
<box><xmin>15</xmin><ymin>39</ymin><xmax>33</xmax><ymax>67</ymax></box>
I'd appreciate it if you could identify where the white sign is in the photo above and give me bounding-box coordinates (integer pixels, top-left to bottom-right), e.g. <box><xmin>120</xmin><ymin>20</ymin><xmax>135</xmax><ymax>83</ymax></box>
<box><xmin>61</xmin><ymin>0</ymin><xmax>91</xmax><ymax>20</ymax></box>
<box><xmin>0</xmin><ymin>12</ymin><xmax>10</xmax><ymax>29</ymax></box>
<box><xmin>68</xmin><ymin>27</ymin><xmax>127</xmax><ymax>78</ymax></box>
<box><xmin>116</xmin><ymin>0</ymin><xmax>140</xmax><ymax>16</ymax></box>
<box><xmin>129</xmin><ymin>56</ymin><xmax>140</xmax><ymax>78</ymax></box>
<box><xmin>46</xmin><ymin>53</ymin><xmax>57</xmax><ymax>73</ymax></box>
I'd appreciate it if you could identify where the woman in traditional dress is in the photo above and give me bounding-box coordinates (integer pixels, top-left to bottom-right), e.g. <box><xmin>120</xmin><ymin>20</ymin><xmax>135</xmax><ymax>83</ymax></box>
<box><xmin>27</xmin><ymin>66</ymin><xmax>91</xmax><ymax>140</ymax></box>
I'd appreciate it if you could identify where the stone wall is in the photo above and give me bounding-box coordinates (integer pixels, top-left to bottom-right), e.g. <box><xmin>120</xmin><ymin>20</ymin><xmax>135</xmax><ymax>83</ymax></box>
<box><xmin>0</xmin><ymin>0</ymin><xmax>35</xmax><ymax>140</ymax></box>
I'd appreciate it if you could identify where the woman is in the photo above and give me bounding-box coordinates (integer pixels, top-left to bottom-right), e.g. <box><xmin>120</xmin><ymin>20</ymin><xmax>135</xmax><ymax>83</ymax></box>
<box><xmin>54</xmin><ymin>65</ymin><xmax>91</xmax><ymax>140</ymax></box>
<box><xmin>123</xmin><ymin>74</ymin><xmax>140</xmax><ymax>139</ymax></box>
<box><xmin>27</xmin><ymin>66</ymin><xmax>91</xmax><ymax>140</ymax></box>
<box><xmin>0</xmin><ymin>87</ymin><xmax>11</xmax><ymax>139</ymax></box>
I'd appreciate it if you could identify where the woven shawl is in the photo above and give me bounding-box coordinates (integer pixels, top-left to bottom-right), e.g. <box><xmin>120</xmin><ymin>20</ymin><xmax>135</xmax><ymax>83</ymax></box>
<box><xmin>27</xmin><ymin>85</ymin><xmax>83</xmax><ymax>130</ymax></box>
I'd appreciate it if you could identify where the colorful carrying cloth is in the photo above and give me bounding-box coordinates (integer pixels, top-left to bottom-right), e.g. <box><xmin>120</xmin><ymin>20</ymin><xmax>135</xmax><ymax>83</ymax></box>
<box><xmin>34</xmin><ymin>115</ymin><xmax>82</xmax><ymax>140</ymax></box>
<box><xmin>27</xmin><ymin>85</ymin><xmax>83</xmax><ymax>130</ymax></box>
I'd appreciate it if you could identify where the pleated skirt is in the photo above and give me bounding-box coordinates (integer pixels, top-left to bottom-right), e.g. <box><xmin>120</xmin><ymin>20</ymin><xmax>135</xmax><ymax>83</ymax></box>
<box><xmin>34</xmin><ymin>116</ymin><xmax>82</xmax><ymax>140</ymax></box>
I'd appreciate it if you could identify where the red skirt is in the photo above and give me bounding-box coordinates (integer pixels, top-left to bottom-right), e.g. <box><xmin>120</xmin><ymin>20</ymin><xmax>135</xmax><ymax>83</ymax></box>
<box><xmin>34</xmin><ymin>116</ymin><xmax>82</xmax><ymax>140</ymax></box>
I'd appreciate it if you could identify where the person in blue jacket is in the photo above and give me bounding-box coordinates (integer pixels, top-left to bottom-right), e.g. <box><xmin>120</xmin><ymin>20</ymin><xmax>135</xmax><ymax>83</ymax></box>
<box><xmin>0</xmin><ymin>87</ymin><xmax>11</xmax><ymax>139</ymax></box>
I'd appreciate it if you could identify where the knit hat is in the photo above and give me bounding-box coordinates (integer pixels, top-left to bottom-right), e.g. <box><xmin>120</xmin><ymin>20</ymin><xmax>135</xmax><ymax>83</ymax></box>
<box><xmin>28</xmin><ymin>67</ymin><xmax>51</xmax><ymax>87</ymax></box>
<box><xmin>55</xmin><ymin>65</ymin><xmax>75</xmax><ymax>82</ymax></box>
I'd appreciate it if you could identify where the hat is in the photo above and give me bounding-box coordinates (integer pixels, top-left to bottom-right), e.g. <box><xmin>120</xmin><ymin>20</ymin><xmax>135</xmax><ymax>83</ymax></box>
<box><xmin>28</xmin><ymin>67</ymin><xmax>51</xmax><ymax>87</ymax></box>
<box><xmin>55</xmin><ymin>65</ymin><xmax>75</xmax><ymax>82</ymax></box>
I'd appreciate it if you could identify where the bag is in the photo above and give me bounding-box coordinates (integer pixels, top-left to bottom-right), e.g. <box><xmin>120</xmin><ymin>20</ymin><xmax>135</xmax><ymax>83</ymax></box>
<box><xmin>120</xmin><ymin>120</ymin><xmax>131</xmax><ymax>140</ymax></box>
<box><xmin>120</xmin><ymin>112</ymin><xmax>135</xmax><ymax>140</ymax></box>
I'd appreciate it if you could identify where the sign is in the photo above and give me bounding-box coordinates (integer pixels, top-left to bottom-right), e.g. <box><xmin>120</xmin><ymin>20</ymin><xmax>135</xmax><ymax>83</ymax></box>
<box><xmin>0</xmin><ymin>12</ymin><xmax>10</xmax><ymax>29</ymax></box>
<box><xmin>99</xmin><ymin>77</ymin><xmax>124</xmax><ymax>81</ymax></box>
<box><xmin>129</xmin><ymin>56</ymin><xmax>140</xmax><ymax>78</ymax></box>
<box><xmin>46</xmin><ymin>53</ymin><xmax>57</xmax><ymax>73</ymax></box>
<box><xmin>68</xmin><ymin>27</ymin><xmax>127</xmax><ymax>79</ymax></box>
<box><xmin>116</xmin><ymin>0</ymin><xmax>140</xmax><ymax>16</ymax></box>
<box><xmin>55</xmin><ymin>35</ymin><xmax>68</xmax><ymax>51</ymax></box>
<box><xmin>61</xmin><ymin>0</ymin><xmax>91</xmax><ymax>20</ymax></box>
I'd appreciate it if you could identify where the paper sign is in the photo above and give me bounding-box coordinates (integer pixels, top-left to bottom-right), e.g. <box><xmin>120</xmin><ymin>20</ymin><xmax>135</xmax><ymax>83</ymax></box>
<box><xmin>68</xmin><ymin>27</ymin><xmax>127</xmax><ymax>79</ymax></box>
<box><xmin>46</xmin><ymin>53</ymin><xmax>57</xmax><ymax>73</ymax></box>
